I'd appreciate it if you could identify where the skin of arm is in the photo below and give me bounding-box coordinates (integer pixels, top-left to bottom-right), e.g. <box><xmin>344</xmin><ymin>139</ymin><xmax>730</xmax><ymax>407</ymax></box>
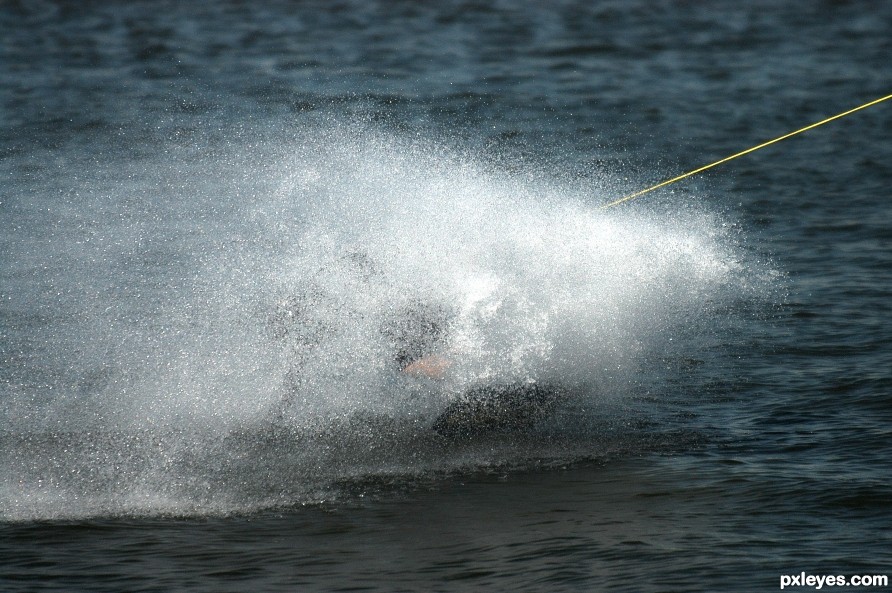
<box><xmin>402</xmin><ymin>354</ymin><xmax>452</xmax><ymax>379</ymax></box>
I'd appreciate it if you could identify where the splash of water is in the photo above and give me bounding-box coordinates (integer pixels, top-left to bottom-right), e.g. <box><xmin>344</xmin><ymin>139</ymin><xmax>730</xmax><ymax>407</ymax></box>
<box><xmin>0</xmin><ymin>122</ymin><xmax>763</xmax><ymax>520</ymax></box>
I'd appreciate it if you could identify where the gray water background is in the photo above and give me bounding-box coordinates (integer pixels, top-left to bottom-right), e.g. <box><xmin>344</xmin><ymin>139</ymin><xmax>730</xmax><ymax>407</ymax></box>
<box><xmin>2</xmin><ymin>1</ymin><xmax>891</xmax><ymax>591</ymax></box>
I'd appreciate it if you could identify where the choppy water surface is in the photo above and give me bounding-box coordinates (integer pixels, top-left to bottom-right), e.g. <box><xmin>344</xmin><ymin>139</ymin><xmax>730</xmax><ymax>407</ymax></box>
<box><xmin>2</xmin><ymin>1</ymin><xmax>891</xmax><ymax>591</ymax></box>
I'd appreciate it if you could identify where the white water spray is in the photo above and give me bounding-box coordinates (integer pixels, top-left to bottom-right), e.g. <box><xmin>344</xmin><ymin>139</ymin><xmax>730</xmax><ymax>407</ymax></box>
<box><xmin>0</xmin><ymin>123</ymin><xmax>760</xmax><ymax>519</ymax></box>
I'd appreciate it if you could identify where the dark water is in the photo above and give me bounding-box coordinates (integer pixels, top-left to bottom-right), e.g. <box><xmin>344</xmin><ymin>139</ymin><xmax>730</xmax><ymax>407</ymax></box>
<box><xmin>2</xmin><ymin>1</ymin><xmax>891</xmax><ymax>591</ymax></box>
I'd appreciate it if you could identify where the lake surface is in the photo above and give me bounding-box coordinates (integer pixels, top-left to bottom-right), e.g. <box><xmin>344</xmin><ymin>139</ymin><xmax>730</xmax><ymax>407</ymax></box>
<box><xmin>2</xmin><ymin>1</ymin><xmax>891</xmax><ymax>591</ymax></box>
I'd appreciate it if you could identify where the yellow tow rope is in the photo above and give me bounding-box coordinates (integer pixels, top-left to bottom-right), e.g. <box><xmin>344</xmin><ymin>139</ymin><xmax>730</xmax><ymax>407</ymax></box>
<box><xmin>601</xmin><ymin>92</ymin><xmax>892</xmax><ymax>209</ymax></box>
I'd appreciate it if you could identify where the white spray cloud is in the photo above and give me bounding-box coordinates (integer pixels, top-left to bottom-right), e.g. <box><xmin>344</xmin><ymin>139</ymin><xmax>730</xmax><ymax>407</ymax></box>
<box><xmin>0</xmin><ymin>121</ymin><xmax>767</xmax><ymax>519</ymax></box>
